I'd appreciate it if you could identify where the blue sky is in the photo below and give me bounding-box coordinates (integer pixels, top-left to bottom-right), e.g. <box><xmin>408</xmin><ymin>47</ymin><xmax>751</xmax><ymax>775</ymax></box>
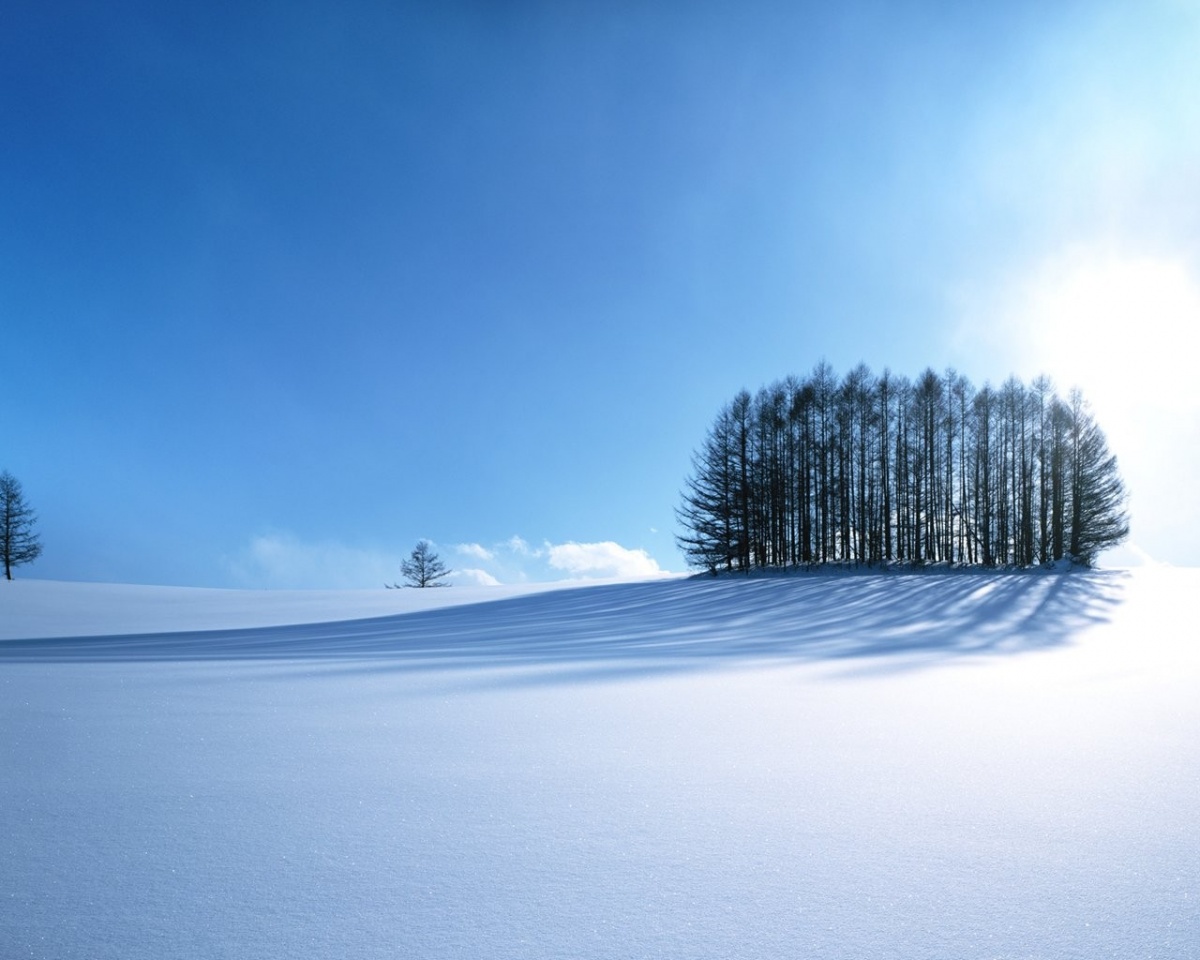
<box><xmin>4</xmin><ymin>1</ymin><xmax>1199</xmax><ymax>587</ymax></box>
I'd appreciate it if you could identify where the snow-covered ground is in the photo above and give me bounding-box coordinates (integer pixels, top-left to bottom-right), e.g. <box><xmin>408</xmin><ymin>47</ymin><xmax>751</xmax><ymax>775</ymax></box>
<box><xmin>0</xmin><ymin>576</ymin><xmax>625</xmax><ymax>641</ymax></box>
<box><xmin>2</xmin><ymin>568</ymin><xmax>1198</xmax><ymax>959</ymax></box>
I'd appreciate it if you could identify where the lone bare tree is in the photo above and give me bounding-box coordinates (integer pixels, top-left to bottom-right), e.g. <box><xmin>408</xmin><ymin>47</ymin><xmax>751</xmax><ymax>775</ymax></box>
<box><xmin>0</xmin><ymin>471</ymin><xmax>43</xmax><ymax>580</ymax></box>
<box><xmin>393</xmin><ymin>539</ymin><xmax>452</xmax><ymax>588</ymax></box>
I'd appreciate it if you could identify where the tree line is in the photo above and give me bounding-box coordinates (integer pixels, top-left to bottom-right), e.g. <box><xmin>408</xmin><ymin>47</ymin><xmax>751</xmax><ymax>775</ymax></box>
<box><xmin>677</xmin><ymin>363</ymin><xmax>1128</xmax><ymax>573</ymax></box>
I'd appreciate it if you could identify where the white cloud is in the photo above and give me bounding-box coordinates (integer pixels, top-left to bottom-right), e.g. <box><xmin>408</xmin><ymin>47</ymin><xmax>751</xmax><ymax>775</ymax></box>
<box><xmin>506</xmin><ymin>535</ymin><xmax>539</xmax><ymax>557</ymax></box>
<box><xmin>456</xmin><ymin>542</ymin><xmax>494</xmax><ymax>562</ymax></box>
<box><xmin>452</xmin><ymin>567</ymin><xmax>502</xmax><ymax>587</ymax></box>
<box><xmin>226</xmin><ymin>532</ymin><xmax>399</xmax><ymax>590</ymax></box>
<box><xmin>442</xmin><ymin>535</ymin><xmax>671</xmax><ymax>585</ymax></box>
<box><xmin>546</xmin><ymin>541</ymin><xmax>664</xmax><ymax>579</ymax></box>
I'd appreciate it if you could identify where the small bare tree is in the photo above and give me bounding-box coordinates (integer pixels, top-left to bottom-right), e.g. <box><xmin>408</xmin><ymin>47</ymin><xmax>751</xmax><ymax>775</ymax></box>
<box><xmin>0</xmin><ymin>470</ymin><xmax>43</xmax><ymax>580</ymax></box>
<box><xmin>391</xmin><ymin>539</ymin><xmax>452</xmax><ymax>588</ymax></box>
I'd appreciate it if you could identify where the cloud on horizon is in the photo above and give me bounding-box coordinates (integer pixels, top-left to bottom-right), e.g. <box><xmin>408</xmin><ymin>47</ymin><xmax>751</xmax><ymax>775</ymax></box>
<box><xmin>457</xmin><ymin>535</ymin><xmax>669</xmax><ymax>584</ymax></box>
<box><xmin>228</xmin><ymin>533</ymin><xmax>669</xmax><ymax>590</ymax></box>
<box><xmin>546</xmin><ymin>541</ymin><xmax>664</xmax><ymax>579</ymax></box>
<box><xmin>225</xmin><ymin>532</ymin><xmax>398</xmax><ymax>590</ymax></box>
<box><xmin>456</xmin><ymin>542</ymin><xmax>495</xmax><ymax>562</ymax></box>
<box><xmin>452</xmin><ymin>567</ymin><xmax>502</xmax><ymax>587</ymax></box>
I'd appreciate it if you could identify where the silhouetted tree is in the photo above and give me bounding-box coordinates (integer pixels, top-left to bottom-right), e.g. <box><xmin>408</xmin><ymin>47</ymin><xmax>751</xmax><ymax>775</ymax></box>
<box><xmin>1065</xmin><ymin>390</ymin><xmax>1129</xmax><ymax>564</ymax></box>
<box><xmin>394</xmin><ymin>540</ymin><xmax>452</xmax><ymax>587</ymax></box>
<box><xmin>677</xmin><ymin>366</ymin><xmax>1129</xmax><ymax>573</ymax></box>
<box><xmin>677</xmin><ymin>404</ymin><xmax>740</xmax><ymax>573</ymax></box>
<box><xmin>0</xmin><ymin>471</ymin><xmax>42</xmax><ymax>580</ymax></box>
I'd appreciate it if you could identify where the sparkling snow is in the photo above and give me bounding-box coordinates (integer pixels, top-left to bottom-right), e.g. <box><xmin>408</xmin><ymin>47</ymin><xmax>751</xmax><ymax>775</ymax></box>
<box><xmin>2</xmin><ymin>569</ymin><xmax>1197</xmax><ymax>959</ymax></box>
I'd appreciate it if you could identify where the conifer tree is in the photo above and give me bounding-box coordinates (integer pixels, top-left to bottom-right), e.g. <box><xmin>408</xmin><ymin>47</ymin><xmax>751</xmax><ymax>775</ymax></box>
<box><xmin>1065</xmin><ymin>390</ymin><xmax>1129</xmax><ymax>565</ymax></box>
<box><xmin>677</xmin><ymin>367</ymin><xmax>1129</xmax><ymax>573</ymax></box>
<box><xmin>0</xmin><ymin>471</ymin><xmax>43</xmax><ymax>580</ymax></box>
<box><xmin>394</xmin><ymin>540</ymin><xmax>452</xmax><ymax>588</ymax></box>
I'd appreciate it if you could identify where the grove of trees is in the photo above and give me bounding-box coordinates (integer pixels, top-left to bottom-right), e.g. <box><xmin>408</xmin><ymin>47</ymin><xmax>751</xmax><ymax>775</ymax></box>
<box><xmin>1</xmin><ymin>470</ymin><xmax>43</xmax><ymax>580</ymax></box>
<box><xmin>677</xmin><ymin>363</ymin><xmax>1128</xmax><ymax>573</ymax></box>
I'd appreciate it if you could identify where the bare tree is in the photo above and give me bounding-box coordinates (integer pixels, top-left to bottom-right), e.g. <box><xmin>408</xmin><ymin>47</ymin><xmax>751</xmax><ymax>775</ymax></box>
<box><xmin>0</xmin><ymin>471</ymin><xmax>43</xmax><ymax>580</ymax></box>
<box><xmin>393</xmin><ymin>540</ymin><xmax>452</xmax><ymax>588</ymax></box>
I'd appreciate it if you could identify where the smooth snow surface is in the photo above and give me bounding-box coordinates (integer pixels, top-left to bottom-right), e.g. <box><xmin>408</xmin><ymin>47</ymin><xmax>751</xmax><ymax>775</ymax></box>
<box><xmin>3</xmin><ymin>569</ymin><xmax>1198</xmax><ymax>959</ymax></box>
<box><xmin>0</xmin><ymin>577</ymin><xmax>613</xmax><ymax>641</ymax></box>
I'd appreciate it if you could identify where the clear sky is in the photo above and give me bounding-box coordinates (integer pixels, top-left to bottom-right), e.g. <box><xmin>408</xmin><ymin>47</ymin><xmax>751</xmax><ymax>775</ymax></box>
<box><xmin>3</xmin><ymin>1</ymin><xmax>1198</xmax><ymax>587</ymax></box>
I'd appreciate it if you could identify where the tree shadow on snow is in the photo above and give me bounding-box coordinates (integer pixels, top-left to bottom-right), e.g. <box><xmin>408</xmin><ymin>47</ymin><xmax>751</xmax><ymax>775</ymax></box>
<box><xmin>0</xmin><ymin>570</ymin><xmax>1127</xmax><ymax>684</ymax></box>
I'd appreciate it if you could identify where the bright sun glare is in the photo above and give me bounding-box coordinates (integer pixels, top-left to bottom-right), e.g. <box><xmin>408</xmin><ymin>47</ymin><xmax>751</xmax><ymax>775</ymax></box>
<box><xmin>1006</xmin><ymin>249</ymin><xmax>1200</xmax><ymax>565</ymax></box>
<box><xmin>1020</xmin><ymin>252</ymin><xmax>1200</xmax><ymax>423</ymax></box>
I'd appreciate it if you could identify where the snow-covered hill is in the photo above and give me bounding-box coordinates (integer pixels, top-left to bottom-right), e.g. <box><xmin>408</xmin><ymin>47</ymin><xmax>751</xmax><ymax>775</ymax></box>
<box><xmin>0</xmin><ymin>576</ymin><xmax>599</xmax><ymax>641</ymax></box>
<box><xmin>3</xmin><ymin>568</ymin><xmax>1198</xmax><ymax>959</ymax></box>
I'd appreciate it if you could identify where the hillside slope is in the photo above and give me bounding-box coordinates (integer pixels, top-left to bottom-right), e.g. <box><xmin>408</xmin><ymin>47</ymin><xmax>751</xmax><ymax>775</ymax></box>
<box><xmin>2</xmin><ymin>569</ymin><xmax>1197</xmax><ymax>959</ymax></box>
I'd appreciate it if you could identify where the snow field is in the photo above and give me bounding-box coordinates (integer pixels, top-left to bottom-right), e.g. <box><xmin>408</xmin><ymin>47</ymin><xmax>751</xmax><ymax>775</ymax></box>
<box><xmin>2</xmin><ymin>569</ymin><xmax>1198</xmax><ymax>959</ymax></box>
